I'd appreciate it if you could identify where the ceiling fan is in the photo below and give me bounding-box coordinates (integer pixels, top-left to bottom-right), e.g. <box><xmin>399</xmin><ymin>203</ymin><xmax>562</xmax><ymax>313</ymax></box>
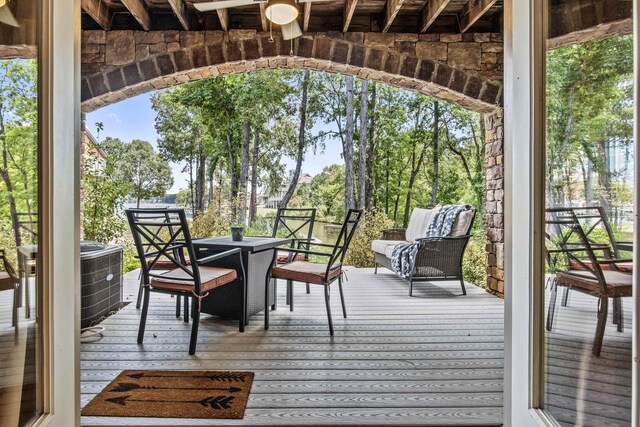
<box><xmin>0</xmin><ymin>0</ymin><xmax>19</xmax><ymax>28</ymax></box>
<box><xmin>194</xmin><ymin>0</ymin><xmax>326</xmax><ymax>40</ymax></box>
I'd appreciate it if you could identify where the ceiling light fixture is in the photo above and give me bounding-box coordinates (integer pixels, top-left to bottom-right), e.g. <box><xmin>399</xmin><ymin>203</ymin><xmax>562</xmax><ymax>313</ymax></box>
<box><xmin>265</xmin><ymin>0</ymin><xmax>298</xmax><ymax>26</ymax></box>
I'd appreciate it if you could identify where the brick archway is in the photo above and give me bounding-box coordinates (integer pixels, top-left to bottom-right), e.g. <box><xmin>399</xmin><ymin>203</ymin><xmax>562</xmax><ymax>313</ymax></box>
<box><xmin>80</xmin><ymin>30</ymin><xmax>503</xmax><ymax>114</ymax></box>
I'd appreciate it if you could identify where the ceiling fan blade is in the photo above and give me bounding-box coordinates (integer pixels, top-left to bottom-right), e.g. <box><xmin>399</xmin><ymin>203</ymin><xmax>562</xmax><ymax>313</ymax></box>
<box><xmin>193</xmin><ymin>0</ymin><xmax>257</xmax><ymax>12</ymax></box>
<box><xmin>281</xmin><ymin>20</ymin><xmax>302</xmax><ymax>40</ymax></box>
<box><xmin>0</xmin><ymin>6</ymin><xmax>19</xmax><ymax>28</ymax></box>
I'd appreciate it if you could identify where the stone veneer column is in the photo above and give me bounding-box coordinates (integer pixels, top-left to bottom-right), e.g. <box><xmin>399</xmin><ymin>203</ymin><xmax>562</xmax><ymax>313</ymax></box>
<box><xmin>484</xmin><ymin>109</ymin><xmax>504</xmax><ymax>296</ymax></box>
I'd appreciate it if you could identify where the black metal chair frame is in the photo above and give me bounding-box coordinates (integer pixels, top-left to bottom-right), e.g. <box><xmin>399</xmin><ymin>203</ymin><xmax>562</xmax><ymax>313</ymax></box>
<box><xmin>374</xmin><ymin>208</ymin><xmax>476</xmax><ymax>297</ymax></box>
<box><xmin>545</xmin><ymin>208</ymin><xmax>632</xmax><ymax>356</ymax></box>
<box><xmin>127</xmin><ymin>208</ymin><xmax>246</xmax><ymax>355</ymax></box>
<box><xmin>133</xmin><ymin>208</ymin><xmax>187</xmax><ymax>318</ymax></box>
<box><xmin>0</xmin><ymin>248</ymin><xmax>19</xmax><ymax>342</ymax></box>
<box><xmin>272</xmin><ymin>207</ymin><xmax>317</xmax><ymax>308</ymax></box>
<box><xmin>266</xmin><ymin>209</ymin><xmax>363</xmax><ymax>335</ymax></box>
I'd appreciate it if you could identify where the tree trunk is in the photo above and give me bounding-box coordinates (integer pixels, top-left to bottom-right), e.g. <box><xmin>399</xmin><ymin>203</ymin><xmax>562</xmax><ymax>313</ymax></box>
<box><xmin>280</xmin><ymin>70</ymin><xmax>310</xmax><ymax>209</ymax></box>
<box><xmin>249</xmin><ymin>131</ymin><xmax>260</xmax><ymax>225</ymax></box>
<box><xmin>238</xmin><ymin>122</ymin><xmax>251</xmax><ymax>224</ymax></box>
<box><xmin>598</xmin><ymin>139</ymin><xmax>611</xmax><ymax>215</ymax></box>
<box><xmin>365</xmin><ymin>82</ymin><xmax>376</xmax><ymax>210</ymax></box>
<box><xmin>226</xmin><ymin>110</ymin><xmax>238</xmax><ymax>222</ymax></box>
<box><xmin>384</xmin><ymin>150</ymin><xmax>390</xmax><ymax>215</ymax></box>
<box><xmin>357</xmin><ymin>80</ymin><xmax>368</xmax><ymax>209</ymax></box>
<box><xmin>585</xmin><ymin>159</ymin><xmax>593</xmax><ymax>206</ymax></box>
<box><xmin>0</xmin><ymin>112</ymin><xmax>21</xmax><ymax>247</ymax></box>
<box><xmin>195</xmin><ymin>142</ymin><xmax>206</xmax><ymax>214</ymax></box>
<box><xmin>431</xmin><ymin>100</ymin><xmax>440</xmax><ymax>206</ymax></box>
<box><xmin>344</xmin><ymin>75</ymin><xmax>355</xmax><ymax>212</ymax></box>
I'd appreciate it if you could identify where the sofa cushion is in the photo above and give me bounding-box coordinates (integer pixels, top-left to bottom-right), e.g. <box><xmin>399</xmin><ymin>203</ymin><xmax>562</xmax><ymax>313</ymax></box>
<box><xmin>384</xmin><ymin>244</ymin><xmax>400</xmax><ymax>259</ymax></box>
<box><xmin>371</xmin><ymin>239</ymin><xmax>405</xmax><ymax>255</ymax></box>
<box><xmin>451</xmin><ymin>209</ymin><xmax>474</xmax><ymax>237</ymax></box>
<box><xmin>406</xmin><ymin>208</ymin><xmax>436</xmax><ymax>241</ymax></box>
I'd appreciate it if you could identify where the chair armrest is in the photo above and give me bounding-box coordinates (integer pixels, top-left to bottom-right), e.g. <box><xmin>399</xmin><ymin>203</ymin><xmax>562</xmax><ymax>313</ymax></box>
<box><xmin>298</xmin><ymin>241</ymin><xmax>334</xmax><ymax>249</ymax></box>
<box><xmin>416</xmin><ymin>235</ymin><xmax>471</xmax><ymax>243</ymax></box>
<box><xmin>596</xmin><ymin>258</ymin><xmax>633</xmax><ymax>265</ymax></box>
<box><xmin>196</xmin><ymin>248</ymin><xmax>242</xmax><ymax>265</ymax></box>
<box><xmin>278</xmin><ymin>247</ymin><xmax>333</xmax><ymax>258</ymax></box>
<box><xmin>382</xmin><ymin>228</ymin><xmax>406</xmax><ymax>240</ymax></box>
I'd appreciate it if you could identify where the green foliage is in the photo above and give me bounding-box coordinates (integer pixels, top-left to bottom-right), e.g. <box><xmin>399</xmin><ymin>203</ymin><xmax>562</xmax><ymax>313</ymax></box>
<box><xmin>82</xmin><ymin>141</ymin><xmax>128</xmax><ymax>242</ymax></box>
<box><xmin>462</xmin><ymin>232</ymin><xmax>488</xmax><ymax>289</ymax></box>
<box><xmin>190</xmin><ymin>207</ymin><xmax>231</xmax><ymax>239</ymax></box>
<box><xmin>343</xmin><ymin>209</ymin><xmax>394</xmax><ymax>268</ymax></box>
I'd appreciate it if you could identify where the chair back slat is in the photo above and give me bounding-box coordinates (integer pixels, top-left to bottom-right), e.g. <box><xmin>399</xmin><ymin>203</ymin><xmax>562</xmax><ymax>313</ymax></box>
<box><xmin>273</xmin><ymin>208</ymin><xmax>316</xmax><ymax>241</ymax></box>
<box><xmin>126</xmin><ymin>208</ymin><xmax>203</xmax><ymax>294</ymax></box>
<box><xmin>326</xmin><ymin>209</ymin><xmax>363</xmax><ymax>274</ymax></box>
<box><xmin>545</xmin><ymin>208</ymin><xmax>608</xmax><ymax>294</ymax></box>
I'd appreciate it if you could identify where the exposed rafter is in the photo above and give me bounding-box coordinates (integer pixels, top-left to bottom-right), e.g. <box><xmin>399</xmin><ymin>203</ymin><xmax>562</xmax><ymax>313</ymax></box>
<box><xmin>120</xmin><ymin>0</ymin><xmax>151</xmax><ymax>31</ymax></box>
<box><xmin>303</xmin><ymin>2</ymin><xmax>311</xmax><ymax>32</ymax></box>
<box><xmin>259</xmin><ymin>3</ymin><xmax>268</xmax><ymax>32</ymax></box>
<box><xmin>420</xmin><ymin>0</ymin><xmax>451</xmax><ymax>33</ymax></box>
<box><xmin>167</xmin><ymin>0</ymin><xmax>189</xmax><ymax>30</ymax></box>
<box><xmin>458</xmin><ymin>0</ymin><xmax>497</xmax><ymax>32</ymax></box>
<box><xmin>343</xmin><ymin>0</ymin><xmax>358</xmax><ymax>32</ymax></box>
<box><xmin>217</xmin><ymin>8</ymin><xmax>229</xmax><ymax>31</ymax></box>
<box><xmin>81</xmin><ymin>0</ymin><xmax>111</xmax><ymax>30</ymax></box>
<box><xmin>382</xmin><ymin>0</ymin><xmax>406</xmax><ymax>33</ymax></box>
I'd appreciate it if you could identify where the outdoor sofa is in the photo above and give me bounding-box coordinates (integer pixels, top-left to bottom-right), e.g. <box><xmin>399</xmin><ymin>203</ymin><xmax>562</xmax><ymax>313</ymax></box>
<box><xmin>371</xmin><ymin>206</ymin><xmax>476</xmax><ymax>296</ymax></box>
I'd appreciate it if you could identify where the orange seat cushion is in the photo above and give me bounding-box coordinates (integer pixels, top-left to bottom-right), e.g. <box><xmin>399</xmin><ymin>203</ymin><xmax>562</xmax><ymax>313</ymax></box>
<box><xmin>276</xmin><ymin>251</ymin><xmax>306</xmax><ymax>263</ymax></box>
<box><xmin>150</xmin><ymin>266</ymin><xmax>237</xmax><ymax>293</ymax></box>
<box><xmin>569</xmin><ymin>259</ymin><xmax>633</xmax><ymax>273</ymax></box>
<box><xmin>557</xmin><ymin>269</ymin><xmax>632</xmax><ymax>298</ymax></box>
<box><xmin>147</xmin><ymin>257</ymin><xmax>191</xmax><ymax>270</ymax></box>
<box><xmin>0</xmin><ymin>271</ymin><xmax>16</xmax><ymax>291</ymax></box>
<box><xmin>272</xmin><ymin>261</ymin><xmax>341</xmax><ymax>285</ymax></box>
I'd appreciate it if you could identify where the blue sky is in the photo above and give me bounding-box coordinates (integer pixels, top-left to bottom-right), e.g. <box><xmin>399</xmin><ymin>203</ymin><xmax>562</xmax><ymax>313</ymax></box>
<box><xmin>86</xmin><ymin>92</ymin><xmax>344</xmax><ymax>193</ymax></box>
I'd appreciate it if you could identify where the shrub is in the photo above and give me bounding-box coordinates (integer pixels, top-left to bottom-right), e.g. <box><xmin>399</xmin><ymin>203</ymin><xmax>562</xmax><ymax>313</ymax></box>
<box><xmin>462</xmin><ymin>230</ymin><xmax>488</xmax><ymax>288</ymax></box>
<box><xmin>190</xmin><ymin>208</ymin><xmax>231</xmax><ymax>238</ymax></box>
<box><xmin>344</xmin><ymin>209</ymin><xmax>394</xmax><ymax>268</ymax></box>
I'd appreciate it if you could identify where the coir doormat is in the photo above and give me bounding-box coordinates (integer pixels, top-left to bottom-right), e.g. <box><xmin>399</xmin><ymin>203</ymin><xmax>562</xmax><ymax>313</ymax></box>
<box><xmin>81</xmin><ymin>370</ymin><xmax>254</xmax><ymax>419</ymax></box>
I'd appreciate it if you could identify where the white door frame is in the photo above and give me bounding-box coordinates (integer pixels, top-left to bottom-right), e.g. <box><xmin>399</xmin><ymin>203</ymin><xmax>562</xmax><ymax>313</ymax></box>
<box><xmin>34</xmin><ymin>0</ymin><xmax>81</xmax><ymax>426</ymax></box>
<box><xmin>504</xmin><ymin>0</ymin><xmax>640</xmax><ymax>424</ymax></box>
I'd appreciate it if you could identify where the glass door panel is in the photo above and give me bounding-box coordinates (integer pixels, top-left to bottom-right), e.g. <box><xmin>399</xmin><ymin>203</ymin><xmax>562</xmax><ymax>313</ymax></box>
<box><xmin>0</xmin><ymin>1</ymin><xmax>43</xmax><ymax>426</ymax></box>
<box><xmin>543</xmin><ymin>0</ymin><xmax>634</xmax><ymax>424</ymax></box>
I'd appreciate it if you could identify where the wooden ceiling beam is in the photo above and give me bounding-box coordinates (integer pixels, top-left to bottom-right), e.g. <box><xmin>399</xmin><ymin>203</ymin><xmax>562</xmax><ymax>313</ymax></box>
<box><xmin>343</xmin><ymin>0</ymin><xmax>358</xmax><ymax>32</ymax></box>
<box><xmin>303</xmin><ymin>2</ymin><xmax>311</xmax><ymax>32</ymax></box>
<box><xmin>458</xmin><ymin>0</ymin><xmax>497</xmax><ymax>32</ymax></box>
<box><xmin>167</xmin><ymin>0</ymin><xmax>189</xmax><ymax>30</ymax></box>
<box><xmin>81</xmin><ymin>0</ymin><xmax>111</xmax><ymax>30</ymax></box>
<box><xmin>217</xmin><ymin>8</ymin><xmax>229</xmax><ymax>31</ymax></box>
<box><xmin>120</xmin><ymin>0</ymin><xmax>151</xmax><ymax>30</ymax></box>
<box><xmin>259</xmin><ymin>3</ymin><xmax>268</xmax><ymax>31</ymax></box>
<box><xmin>382</xmin><ymin>0</ymin><xmax>407</xmax><ymax>32</ymax></box>
<box><xmin>419</xmin><ymin>0</ymin><xmax>451</xmax><ymax>33</ymax></box>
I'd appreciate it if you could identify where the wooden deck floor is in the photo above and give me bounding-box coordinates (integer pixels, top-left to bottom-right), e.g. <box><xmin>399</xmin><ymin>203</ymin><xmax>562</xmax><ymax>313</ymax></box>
<box><xmin>81</xmin><ymin>268</ymin><xmax>505</xmax><ymax>426</ymax></box>
<box><xmin>79</xmin><ymin>268</ymin><xmax>632</xmax><ymax>426</ymax></box>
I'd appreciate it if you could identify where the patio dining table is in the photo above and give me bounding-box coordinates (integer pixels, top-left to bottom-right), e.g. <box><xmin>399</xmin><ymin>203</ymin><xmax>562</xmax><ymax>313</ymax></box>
<box><xmin>193</xmin><ymin>236</ymin><xmax>291</xmax><ymax>325</ymax></box>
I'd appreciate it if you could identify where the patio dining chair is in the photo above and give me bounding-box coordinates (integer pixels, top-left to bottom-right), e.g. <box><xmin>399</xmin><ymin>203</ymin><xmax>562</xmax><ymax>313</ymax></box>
<box><xmin>272</xmin><ymin>207</ymin><xmax>316</xmax><ymax>307</ymax></box>
<box><xmin>267</xmin><ymin>209</ymin><xmax>363</xmax><ymax>335</ymax></box>
<box><xmin>0</xmin><ymin>249</ymin><xmax>19</xmax><ymax>342</ymax></box>
<box><xmin>132</xmin><ymin>208</ymin><xmax>191</xmax><ymax>318</ymax></box>
<box><xmin>126</xmin><ymin>208</ymin><xmax>246</xmax><ymax>355</ymax></box>
<box><xmin>545</xmin><ymin>208</ymin><xmax>632</xmax><ymax>357</ymax></box>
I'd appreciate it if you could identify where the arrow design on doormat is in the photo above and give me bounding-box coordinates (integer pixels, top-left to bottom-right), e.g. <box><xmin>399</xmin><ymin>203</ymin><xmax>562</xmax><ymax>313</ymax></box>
<box><xmin>127</xmin><ymin>372</ymin><xmax>247</xmax><ymax>382</ymax></box>
<box><xmin>110</xmin><ymin>382</ymin><xmax>242</xmax><ymax>393</ymax></box>
<box><xmin>106</xmin><ymin>394</ymin><xmax>236</xmax><ymax>410</ymax></box>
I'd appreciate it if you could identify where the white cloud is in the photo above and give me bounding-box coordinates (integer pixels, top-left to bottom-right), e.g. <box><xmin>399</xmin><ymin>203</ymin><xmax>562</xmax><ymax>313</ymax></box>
<box><xmin>107</xmin><ymin>112</ymin><xmax>122</xmax><ymax>124</ymax></box>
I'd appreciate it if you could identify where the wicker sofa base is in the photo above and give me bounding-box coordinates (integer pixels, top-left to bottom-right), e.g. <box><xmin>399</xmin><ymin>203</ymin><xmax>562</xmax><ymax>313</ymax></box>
<box><xmin>373</xmin><ymin>251</ymin><xmax>467</xmax><ymax>296</ymax></box>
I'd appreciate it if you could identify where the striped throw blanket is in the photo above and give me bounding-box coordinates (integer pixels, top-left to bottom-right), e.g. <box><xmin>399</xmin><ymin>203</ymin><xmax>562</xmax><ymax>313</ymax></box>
<box><xmin>390</xmin><ymin>205</ymin><xmax>470</xmax><ymax>280</ymax></box>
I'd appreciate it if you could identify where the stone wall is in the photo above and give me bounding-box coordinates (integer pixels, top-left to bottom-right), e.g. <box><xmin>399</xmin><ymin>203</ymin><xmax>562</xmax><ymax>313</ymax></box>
<box><xmin>484</xmin><ymin>109</ymin><xmax>504</xmax><ymax>296</ymax></box>
<box><xmin>80</xmin><ymin>30</ymin><xmax>503</xmax><ymax>114</ymax></box>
